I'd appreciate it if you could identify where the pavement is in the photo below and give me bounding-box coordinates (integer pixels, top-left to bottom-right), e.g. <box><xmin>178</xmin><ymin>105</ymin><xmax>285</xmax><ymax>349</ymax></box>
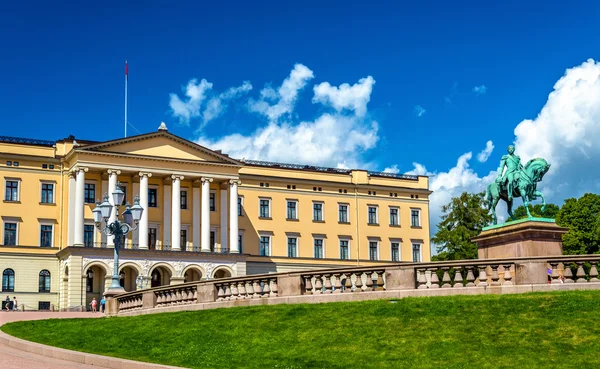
<box><xmin>0</xmin><ymin>311</ymin><xmax>104</xmax><ymax>369</ymax></box>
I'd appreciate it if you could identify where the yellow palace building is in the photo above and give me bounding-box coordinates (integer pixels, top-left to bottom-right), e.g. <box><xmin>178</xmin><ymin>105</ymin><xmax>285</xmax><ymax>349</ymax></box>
<box><xmin>0</xmin><ymin>124</ymin><xmax>431</xmax><ymax>310</ymax></box>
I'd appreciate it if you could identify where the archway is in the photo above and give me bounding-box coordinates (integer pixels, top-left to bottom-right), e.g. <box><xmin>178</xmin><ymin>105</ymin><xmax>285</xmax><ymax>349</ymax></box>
<box><xmin>119</xmin><ymin>265</ymin><xmax>139</xmax><ymax>292</ymax></box>
<box><xmin>84</xmin><ymin>263</ymin><xmax>108</xmax><ymax>309</ymax></box>
<box><xmin>212</xmin><ymin>267</ymin><xmax>232</xmax><ymax>279</ymax></box>
<box><xmin>150</xmin><ymin>265</ymin><xmax>172</xmax><ymax>287</ymax></box>
<box><xmin>183</xmin><ymin>266</ymin><xmax>203</xmax><ymax>283</ymax></box>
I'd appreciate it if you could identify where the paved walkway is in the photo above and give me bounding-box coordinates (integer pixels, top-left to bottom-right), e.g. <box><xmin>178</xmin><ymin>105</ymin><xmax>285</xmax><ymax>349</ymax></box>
<box><xmin>0</xmin><ymin>311</ymin><xmax>104</xmax><ymax>369</ymax></box>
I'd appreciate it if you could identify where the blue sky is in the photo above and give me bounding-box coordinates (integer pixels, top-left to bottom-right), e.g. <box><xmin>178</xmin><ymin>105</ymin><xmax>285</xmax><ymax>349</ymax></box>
<box><xmin>2</xmin><ymin>1</ymin><xmax>600</xmax><ymax>231</ymax></box>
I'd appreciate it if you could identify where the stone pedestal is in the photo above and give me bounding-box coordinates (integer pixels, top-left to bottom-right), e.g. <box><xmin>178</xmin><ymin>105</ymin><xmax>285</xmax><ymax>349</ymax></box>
<box><xmin>472</xmin><ymin>219</ymin><xmax>568</xmax><ymax>259</ymax></box>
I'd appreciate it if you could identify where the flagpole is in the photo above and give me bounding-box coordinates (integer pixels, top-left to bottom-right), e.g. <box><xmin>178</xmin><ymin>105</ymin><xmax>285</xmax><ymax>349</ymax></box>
<box><xmin>125</xmin><ymin>60</ymin><xmax>128</xmax><ymax>138</ymax></box>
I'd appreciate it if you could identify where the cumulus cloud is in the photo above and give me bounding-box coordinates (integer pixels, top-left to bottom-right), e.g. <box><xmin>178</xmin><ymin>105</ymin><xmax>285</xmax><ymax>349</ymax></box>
<box><xmin>312</xmin><ymin>76</ymin><xmax>375</xmax><ymax>116</ymax></box>
<box><xmin>248</xmin><ymin>63</ymin><xmax>314</xmax><ymax>121</ymax></box>
<box><xmin>414</xmin><ymin>105</ymin><xmax>426</xmax><ymax>117</ymax></box>
<box><xmin>383</xmin><ymin>165</ymin><xmax>400</xmax><ymax>174</ymax></box>
<box><xmin>202</xmin><ymin>81</ymin><xmax>252</xmax><ymax>126</ymax></box>
<box><xmin>472</xmin><ymin>85</ymin><xmax>487</xmax><ymax>95</ymax></box>
<box><xmin>476</xmin><ymin>140</ymin><xmax>495</xmax><ymax>163</ymax></box>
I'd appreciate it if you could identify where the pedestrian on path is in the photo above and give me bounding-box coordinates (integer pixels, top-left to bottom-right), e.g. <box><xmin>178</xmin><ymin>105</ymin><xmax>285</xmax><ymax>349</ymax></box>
<box><xmin>89</xmin><ymin>297</ymin><xmax>97</xmax><ymax>313</ymax></box>
<box><xmin>5</xmin><ymin>296</ymin><xmax>10</xmax><ymax>312</ymax></box>
<box><xmin>100</xmin><ymin>296</ymin><xmax>106</xmax><ymax>313</ymax></box>
<box><xmin>12</xmin><ymin>296</ymin><xmax>18</xmax><ymax>311</ymax></box>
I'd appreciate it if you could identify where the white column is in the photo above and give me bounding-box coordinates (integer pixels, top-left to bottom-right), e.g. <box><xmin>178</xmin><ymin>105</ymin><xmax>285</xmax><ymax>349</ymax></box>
<box><xmin>132</xmin><ymin>181</ymin><xmax>140</xmax><ymax>246</ymax></box>
<box><xmin>67</xmin><ymin>172</ymin><xmax>76</xmax><ymax>246</ymax></box>
<box><xmin>229</xmin><ymin>180</ymin><xmax>240</xmax><ymax>253</ymax></box>
<box><xmin>163</xmin><ymin>181</ymin><xmax>172</xmax><ymax>248</ymax></box>
<box><xmin>192</xmin><ymin>184</ymin><xmax>200</xmax><ymax>251</ymax></box>
<box><xmin>171</xmin><ymin>175</ymin><xmax>184</xmax><ymax>251</ymax></box>
<box><xmin>220</xmin><ymin>185</ymin><xmax>228</xmax><ymax>252</ymax></box>
<box><xmin>138</xmin><ymin>172</ymin><xmax>151</xmax><ymax>249</ymax></box>
<box><xmin>73</xmin><ymin>167</ymin><xmax>88</xmax><ymax>246</ymax></box>
<box><xmin>107</xmin><ymin>169</ymin><xmax>120</xmax><ymax>247</ymax></box>
<box><xmin>201</xmin><ymin>177</ymin><xmax>213</xmax><ymax>252</ymax></box>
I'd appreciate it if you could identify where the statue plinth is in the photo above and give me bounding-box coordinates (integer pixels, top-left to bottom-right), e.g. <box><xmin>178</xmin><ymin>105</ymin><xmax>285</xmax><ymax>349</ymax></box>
<box><xmin>472</xmin><ymin>218</ymin><xmax>567</xmax><ymax>259</ymax></box>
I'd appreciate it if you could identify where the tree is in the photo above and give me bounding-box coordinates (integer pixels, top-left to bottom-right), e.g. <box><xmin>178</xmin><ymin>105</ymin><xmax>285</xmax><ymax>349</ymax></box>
<box><xmin>432</xmin><ymin>192</ymin><xmax>492</xmax><ymax>261</ymax></box>
<box><xmin>513</xmin><ymin>203</ymin><xmax>560</xmax><ymax>219</ymax></box>
<box><xmin>555</xmin><ymin>193</ymin><xmax>600</xmax><ymax>255</ymax></box>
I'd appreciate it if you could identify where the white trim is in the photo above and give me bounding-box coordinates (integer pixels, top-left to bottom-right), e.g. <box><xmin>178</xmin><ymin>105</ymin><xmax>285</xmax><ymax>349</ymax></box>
<box><xmin>38</xmin><ymin>220</ymin><xmax>54</xmax><ymax>248</ymax></box>
<box><xmin>410</xmin><ymin>208</ymin><xmax>422</xmax><ymax>227</ymax></box>
<box><xmin>84</xmin><ymin>220</ymin><xmax>97</xmax><ymax>246</ymax></box>
<box><xmin>312</xmin><ymin>200</ymin><xmax>324</xmax><ymax>221</ymax></box>
<box><xmin>238</xmin><ymin>230</ymin><xmax>244</xmax><ymax>253</ymax></box>
<box><xmin>286</xmin><ymin>199</ymin><xmax>298</xmax><ymax>220</ymax></box>
<box><xmin>3</xmin><ymin>178</ymin><xmax>21</xmax><ymax>202</ymax></box>
<box><xmin>390</xmin><ymin>239</ymin><xmax>401</xmax><ymax>261</ymax></box>
<box><xmin>389</xmin><ymin>206</ymin><xmax>400</xmax><ymax>226</ymax></box>
<box><xmin>148</xmin><ymin>223</ymin><xmax>160</xmax><ymax>248</ymax></box>
<box><xmin>258</xmin><ymin>234</ymin><xmax>271</xmax><ymax>256</ymax></box>
<box><xmin>148</xmin><ymin>185</ymin><xmax>159</xmax><ymax>208</ymax></box>
<box><xmin>286</xmin><ymin>235</ymin><xmax>298</xmax><ymax>257</ymax></box>
<box><xmin>411</xmin><ymin>242</ymin><xmax>423</xmax><ymax>262</ymax></box>
<box><xmin>180</xmin><ymin>188</ymin><xmax>189</xmax><ymax>210</ymax></box>
<box><xmin>180</xmin><ymin>224</ymin><xmax>190</xmax><ymax>248</ymax></box>
<box><xmin>368</xmin><ymin>239</ymin><xmax>380</xmax><ymax>261</ymax></box>
<box><xmin>313</xmin><ymin>236</ymin><xmax>325</xmax><ymax>259</ymax></box>
<box><xmin>2</xmin><ymin>219</ymin><xmax>19</xmax><ymax>246</ymax></box>
<box><xmin>259</xmin><ymin>197</ymin><xmax>272</xmax><ymax>218</ymax></box>
<box><xmin>39</xmin><ymin>180</ymin><xmax>55</xmax><ymax>204</ymax></box>
<box><xmin>237</xmin><ymin>195</ymin><xmax>244</xmax><ymax>217</ymax></box>
<box><xmin>367</xmin><ymin>205</ymin><xmax>379</xmax><ymax>225</ymax></box>
<box><xmin>209</xmin><ymin>190</ymin><xmax>217</xmax><ymax>212</ymax></box>
<box><xmin>338</xmin><ymin>203</ymin><xmax>350</xmax><ymax>223</ymax></box>
<box><xmin>339</xmin><ymin>238</ymin><xmax>350</xmax><ymax>260</ymax></box>
<box><xmin>83</xmin><ymin>180</ymin><xmax>98</xmax><ymax>204</ymax></box>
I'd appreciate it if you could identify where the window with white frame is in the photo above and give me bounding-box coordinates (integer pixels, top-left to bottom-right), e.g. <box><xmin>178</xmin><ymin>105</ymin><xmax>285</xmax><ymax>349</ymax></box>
<box><xmin>84</xmin><ymin>224</ymin><xmax>94</xmax><ymax>247</ymax></box>
<box><xmin>238</xmin><ymin>197</ymin><xmax>243</xmax><ymax>216</ymax></box>
<box><xmin>5</xmin><ymin>179</ymin><xmax>19</xmax><ymax>202</ymax></box>
<box><xmin>259</xmin><ymin>235</ymin><xmax>270</xmax><ymax>256</ymax></box>
<box><xmin>148</xmin><ymin>227</ymin><xmax>158</xmax><ymax>250</ymax></box>
<box><xmin>40</xmin><ymin>182</ymin><xmax>54</xmax><ymax>204</ymax></box>
<box><xmin>286</xmin><ymin>200</ymin><xmax>298</xmax><ymax>220</ymax></box>
<box><xmin>411</xmin><ymin>209</ymin><xmax>421</xmax><ymax>227</ymax></box>
<box><xmin>119</xmin><ymin>184</ymin><xmax>127</xmax><ymax>205</ymax></box>
<box><xmin>39</xmin><ymin>270</ymin><xmax>51</xmax><ymax>293</ymax></box>
<box><xmin>287</xmin><ymin>237</ymin><xmax>297</xmax><ymax>257</ymax></box>
<box><xmin>210</xmin><ymin>230</ymin><xmax>217</xmax><ymax>251</ymax></box>
<box><xmin>369</xmin><ymin>240</ymin><xmax>379</xmax><ymax>261</ymax></box>
<box><xmin>3</xmin><ymin>222</ymin><xmax>17</xmax><ymax>246</ymax></box>
<box><xmin>238</xmin><ymin>233</ymin><xmax>244</xmax><ymax>253</ymax></box>
<box><xmin>259</xmin><ymin>198</ymin><xmax>271</xmax><ymax>218</ymax></box>
<box><xmin>339</xmin><ymin>239</ymin><xmax>349</xmax><ymax>260</ymax></box>
<box><xmin>148</xmin><ymin>188</ymin><xmax>158</xmax><ymax>208</ymax></box>
<box><xmin>389</xmin><ymin>207</ymin><xmax>399</xmax><ymax>226</ymax></box>
<box><xmin>313</xmin><ymin>202</ymin><xmax>323</xmax><ymax>221</ymax></box>
<box><xmin>210</xmin><ymin>192</ymin><xmax>216</xmax><ymax>211</ymax></box>
<box><xmin>338</xmin><ymin>204</ymin><xmax>349</xmax><ymax>223</ymax></box>
<box><xmin>2</xmin><ymin>269</ymin><xmax>14</xmax><ymax>292</ymax></box>
<box><xmin>180</xmin><ymin>190</ymin><xmax>188</xmax><ymax>210</ymax></box>
<box><xmin>84</xmin><ymin>183</ymin><xmax>96</xmax><ymax>204</ymax></box>
<box><xmin>368</xmin><ymin>206</ymin><xmax>378</xmax><ymax>225</ymax></box>
<box><xmin>40</xmin><ymin>223</ymin><xmax>53</xmax><ymax>247</ymax></box>
<box><xmin>391</xmin><ymin>241</ymin><xmax>400</xmax><ymax>262</ymax></box>
<box><xmin>412</xmin><ymin>243</ymin><xmax>421</xmax><ymax>262</ymax></box>
<box><xmin>314</xmin><ymin>238</ymin><xmax>324</xmax><ymax>259</ymax></box>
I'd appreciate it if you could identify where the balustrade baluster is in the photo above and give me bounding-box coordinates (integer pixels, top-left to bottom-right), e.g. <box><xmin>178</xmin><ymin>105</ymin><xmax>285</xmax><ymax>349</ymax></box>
<box><xmin>429</xmin><ymin>268</ymin><xmax>440</xmax><ymax>289</ymax></box>
<box><xmin>224</xmin><ymin>283</ymin><xmax>232</xmax><ymax>300</ymax></box>
<box><xmin>465</xmin><ymin>266</ymin><xmax>476</xmax><ymax>287</ymax></box>
<box><xmin>333</xmin><ymin>274</ymin><xmax>342</xmax><ymax>293</ymax></box>
<box><xmin>354</xmin><ymin>273</ymin><xmax>363</xmax><ymax>292</ymax></box>
<box><xmin>323</xmin><ymin>274</ymin><xmax>333</xmax><ymax>294</ymax></box>
<box><xmin>375</xmin><ymin>271</ymin><xmax>385</xmax><ymax>291</ymax></box>
<box><xmin>417</xmin><ymin>269</ymin><xmax>427</xmax><ymax>289</ymax></box>
<box><xmin>478</xmin><ymin>266</ymin><xmax>488</xmax><ymax>287</ymax></box>
<box><xmin>314</xmin><ymin>275</ymin><xmax>323</xmax><ymax>294</ymax></box>
<box><xmin>576</xmin><ymin>262</ymin><xmax>587</xmax><ymax>283</ymax></box>
<box><xmin>563</xmin><ymin>263</ymin><xmax>574</xmax><ymax>283</ymax></box>
<box><xmin>490</xmin><ymin>265</ymin><xmax>500</xmax><ymax>286</ymax></box>
<box><xmin>344</xmin><ymin>274</ymin><xmax>353</xmax><ymax>292</ymax></box>
<box><xmin>262</xmin><ymin>279</ymin><xmax>271</xmax><ymax>297</ymax></box>
<box><xmin>175</xmin><ymin>289</ymin><xmax>182</xmax><ymax>304</ymax></box>
<box><xmin>589</xmin><ymin>262</ymin><xmax>599</xmax><ymax>283</ymax></box>
<box><xmin>453</xmin><ymin>268</ymin><xmax>463</xmax><ymax>288</ymax></box>
<box><xmin>253</xmin><ymin>281</ymin><xmax>261</xmax><ymax>298</ymax></box>
<box><xmin>238</xmin><ymin>282</ymin><xmax>247</xmax><ymax>299</ymax></box>
<box><xmin>549</xmin><ymin>262</ymin><xmax>560</xmax><ymax>284</ymax></box>
<box><xmin>502</xmin><ymin>264</ymin><xmax>513</xmax><ymax>286</ymax></box>
<box><xmin>246</xmin><ymin>281</ymin><xmax>255</xmax><ymax>298</ymax></box>
<box><xmin>365</xmin><ymin>272</ymin><xmax>374</xmax><ymax>291</ymax></box>
<box><xmin>303</xmin><ymin>276</ymin><xmax>313</xmax><ymax>295</ymax></box>
<box><xmin>270</xmin><ymin>278</ymin><xmax>278</xmax><ymax>297</ymax></box>
<box><xmin>217</xmin><ymin>284</ymin><xmax>225</xmax><ymax>301</ymax></box>
<box><xmin>166</xmin><ymin>290</ymin><xmax>173</xmax><ymax>304</ymax></box>
<box><xmin>441</xmin><ymin>267</ymin><xmax>451</xmax><ymax>288</ymax></box>
<box><xmin>231</xmin><ymin>282</ymin><xmax>239</xmax><ymax>300</ymax></box>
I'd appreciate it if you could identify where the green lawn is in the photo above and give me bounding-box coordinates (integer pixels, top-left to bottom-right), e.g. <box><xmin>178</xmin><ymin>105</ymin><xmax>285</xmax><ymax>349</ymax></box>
<box><xmin>3</xmin><ymin>291</ymin><xmax>600</xmax><ymax>368</ymax></box>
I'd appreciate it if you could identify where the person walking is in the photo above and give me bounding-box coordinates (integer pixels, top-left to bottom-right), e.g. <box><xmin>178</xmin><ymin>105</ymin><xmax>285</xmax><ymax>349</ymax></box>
<box><xmin>100</xmin><ymin>296</ymin><xmax>106</xmax><ymax>313</ymax></box>
<box><xmin>5</xmin><ymin>295</ymin><xmax>10</xmax><ymax>312</ymax></box>
<box><xmin>12</xmin><ymin>296</ymin><xmax>18</xmax><ymax>311</ymax></box>
<box><xmin>90</xmin><ymin>297</ymin><xmax>97</xmax><ymax>313</ymax></box>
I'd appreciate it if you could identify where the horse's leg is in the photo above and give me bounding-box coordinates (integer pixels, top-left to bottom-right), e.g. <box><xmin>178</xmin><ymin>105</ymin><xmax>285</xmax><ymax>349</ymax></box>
<box><xmin>507</xmin><ymin>198</ymin><xmax>515</xmax><ymax>220</ymax></box>
<box><xmin>521</xmin><ymin>185</ymin><xmax>532</xmax><ymax>218</ymax></box>
<box><xmin>535</xmin><ymin>190</ymin><xmax>546</xmax><ymax>214</ymax></box>
<box><xmin>491</xmin><ymin>196</ymin><xmax>500</xmax><ymax>224</ymax></box>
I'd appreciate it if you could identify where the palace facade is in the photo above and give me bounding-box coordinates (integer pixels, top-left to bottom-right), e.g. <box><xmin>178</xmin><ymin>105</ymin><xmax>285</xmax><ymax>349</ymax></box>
<box><xmin>0</xmin><ymin>124</ymin><xmax>431</xmax><ymax>310</ymax></box>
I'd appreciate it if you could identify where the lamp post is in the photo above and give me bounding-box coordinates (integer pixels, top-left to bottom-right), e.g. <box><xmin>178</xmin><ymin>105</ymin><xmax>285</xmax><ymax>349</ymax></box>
<box><xmin>93</xmin><ymin>181</ymin><xmax>143</xmax><ymax>297</ymax></box>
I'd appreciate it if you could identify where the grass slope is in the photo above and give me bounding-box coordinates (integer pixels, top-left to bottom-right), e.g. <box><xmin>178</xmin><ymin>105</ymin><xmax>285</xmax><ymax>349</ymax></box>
<box><xmin>3</xmin><ymin>291</ymin><xmax>600</xmax><ymax>369</ymax></box>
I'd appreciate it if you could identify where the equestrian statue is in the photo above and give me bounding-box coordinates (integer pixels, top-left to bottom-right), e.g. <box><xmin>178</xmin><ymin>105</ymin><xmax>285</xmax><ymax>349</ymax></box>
<box><xmin>486</xmin><ymin>144</ymin><xmax>551</xmax><ymax>225</ymax></box>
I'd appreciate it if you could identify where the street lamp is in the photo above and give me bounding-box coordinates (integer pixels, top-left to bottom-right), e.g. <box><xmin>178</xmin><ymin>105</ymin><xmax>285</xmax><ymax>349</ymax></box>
<box><xmin>93</xmin><ymin>181</ymin><xmax>143</xmax><ymax>297</ymax></box>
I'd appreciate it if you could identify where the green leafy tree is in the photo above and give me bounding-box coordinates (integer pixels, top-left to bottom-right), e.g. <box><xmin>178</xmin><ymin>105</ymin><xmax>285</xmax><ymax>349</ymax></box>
<box><xmin>432</xmin><ymin>192</ymin><xmax>492</xmax><ymax>261</ymax></box>
<box><xmin>513</xmin><ymin>203</ymin><xmax>560</xmax><ymax>219</ymax></box>
<box><xmin>555</xmin><ymin>193</ymin><xmax>600</xmax><ymax>255</ymax></box>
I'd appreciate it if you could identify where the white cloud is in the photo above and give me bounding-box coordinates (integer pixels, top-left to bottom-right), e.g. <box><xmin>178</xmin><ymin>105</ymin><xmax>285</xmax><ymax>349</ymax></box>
<box><xmin>473</xmin><ymin>85</ymin><xmax>487</xmax><ymax>95</ymax></box>
<box><xmin>383</xmin><ymin>165</ymin><xmax>400</xmax><ymax>174</ymax></box>
<box><xmin>476</xmin><ymin>140</ymin><xmax>495</xmax><ymax>163</ymax></box>
<box><xmin>202</xmin><ymin>81</ymin><xmax>252</xmax><ymax>126</ymax></box>
<box><xmin>414</xmin><ymin>105</ymin><xmax>426</xmax><ymax>117</ymax></box>
<box><xmin>312</xmin><ymin>76</ymin><xmax>375</xmax><ymax>116</ymax></box>
<box><xmin>248</xmin><ymin>63</ymin><xmax>314</xmax><ymax>121</ymax></box>
<box><xmin>169</xmin><ymin>79</ymin><xmax>213</xmax><ymax>124</ymax></box>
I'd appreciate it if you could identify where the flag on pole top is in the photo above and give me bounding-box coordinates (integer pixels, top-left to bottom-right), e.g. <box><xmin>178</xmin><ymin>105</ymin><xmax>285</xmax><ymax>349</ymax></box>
<box><xmin>125</xmin><ymin>60</ymin><xmax>128</xmax><ymax>80</ymax></box>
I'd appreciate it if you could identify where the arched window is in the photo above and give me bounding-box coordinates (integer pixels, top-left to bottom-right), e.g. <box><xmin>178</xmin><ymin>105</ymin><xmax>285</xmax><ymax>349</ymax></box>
<box><xmin>2</xmin><ymin>269</ymin><xmax>15</xmax><ymax>292</ymax></box>
<box><xmin>39</xmin><ymin>270</ymin><xmax>51</xmax><ymax>293</ymax></box>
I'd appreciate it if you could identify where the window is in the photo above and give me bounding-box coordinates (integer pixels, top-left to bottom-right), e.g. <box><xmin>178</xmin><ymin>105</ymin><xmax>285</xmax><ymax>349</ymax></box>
<box><xmin>40</xmin><ymin>225</ymin><xmax>53</xmax><ymax>247</ymax></box>
<box><xmin>3</xmin><ymin>222</ymin><xmax>17</xmax><ymax>245</ymax></box>
<box><xmin>180</xmin><ymin>230</ymin><xmax>187</xmax><ymax>250</ymax></box>
<box><xmin>288</xmin><ymin>237</ymin><xmax>297</xmax><ymax>257</ymax></box>
<box><xmin>210</xmin><ymin>192</ymin><xmax>216</xmax><ymax>211</ymax></box>
<box><xmin>259</xmin><ymin>199</ymin><xmax>270</xmax><ymax>218</ymax></box>
<box><xmin>390</xmin><ymin>207</ymin><xmax>399</xmax><ymax>226</ymax></box>
<box><xmin>391</xmin><ymin>242</ymin><xmax>400</xmax><ymax>262</ymax></box>
<box><xmin>84</xmin><ymin>183</ymin><xmax>96</xmax><ymax>204</ymax></box>
<box><xmin>5</xmin><ymin>180</ymin><xmax>18</xmax><ymax>201</ymax></box>
<box><xmin>39</xmin><ymin>301</ymin><xmax>51</xmax><ymax>310</ymax></box>
<box><xmin>369</xmin><ymin>241</ymin><xmax>379</xmax><ymax>261</ymax></box>
<box><xmin>287</xmin><ymin>201</ymin><xmax>297</xmax><ymax>220</ymax></box>
<box><xmin>13</xmin><ymin>162</ymin><xmax>19</xmax><ymax>167</ymax></box>
<box><xmin>340</xmin><ymin>240</ymin><xmax>349</xmax><ymax>260</ymax></box>
<box><xmin>313</xmin><ymin>202</ymin><xmax>323</xmax><ymax>221</ymax></box>
<box><xmin>6</xmin><ymin>161</ymin><xmax>11</xmax><ymax>166</ymax></box>
<box><xmin>148</xmin><ymin>189</ymin><xmax>158</xmax><ymax>208</ymax></box>
<box><xmin>338</xmin><ymin>204</ymin><xmax>348</xmax><ymax>223</ymax></box>
<box><xmin>49</xmin><ymin>165</ymin><xmax>54</xmax><ymax>170</ymax></box>
<box><xmin>210</xmin><ymin>231</ymin><xmax>216</xmax><ymax>252</ymax></box>
<box><xmin>180</xmin><ymin>190</ymin><xmax>188</xmax><ymax>210</ymax></box>
<box><xmin>238</xmin><ymin>197</ymin><xmax>243</xmax><ymax>216</ymax></box>
<box><xmin>148</xmin><ymin>228</ymin><xmax>157</xmax><ymax>250</ymax></box>
<box><xmin>368</xmin><ymin>206</ymin><xmax>378</xmax><ymax>224</ymax></box>
<box><xmin>84</xmin><ymin>225</ymin><xmax>94</xmax><ymax>247</ymax></box>
<box><xmin>238</xmin><ymin>234</ymin><xmax>243</xmax><ymax>253</ymax></box>
<box><xmin>39</xmin><ymin>270</ymin><xmax>50</xmax><ymax>293</ymax></box>
<box><xmin>314</xmin><ymin>239</ymin><xmax>324</xmax><ymax>259</ymax></box>
<box><xmin>2</xmin><ymin>269</ymin><xmax>14</xmax><ymax>292</ymax></box>
<box><xmin>260</xmin><ymin>236</ymin><xmax>270</xmax><ymax>256</ymax></box>
<box><xmin>41</xmin><ymin>183</ymin><xmax>54</xmax><ymax>204</ymax></box>
<box><xmin>411</xmin><ymin>209</ymin><xmax>421</xmax><ymax>227</ymax></box>
<box><xmin>412</xmin><ymin>243</ymin><xmax>421</xmax><ymax>262</ymax></box>
<box><xmin>120</xmin><ymin>184</ymin><xmax>127</xmax><ymax>205</ymax></box>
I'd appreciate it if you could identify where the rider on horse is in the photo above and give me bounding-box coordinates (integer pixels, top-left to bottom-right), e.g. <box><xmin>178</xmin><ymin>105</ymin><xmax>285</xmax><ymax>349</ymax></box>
<box><xmin>495</xmin><ymin>145</ymin><xmax>523</xmax><ymax>201</ymax></box>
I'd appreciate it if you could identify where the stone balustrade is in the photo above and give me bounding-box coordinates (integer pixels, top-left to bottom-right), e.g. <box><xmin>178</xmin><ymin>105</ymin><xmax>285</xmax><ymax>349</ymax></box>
<box><xmin>109</xmin><ymin>255</ymin><xmax>600</xmax><ymax>317</ymax></box>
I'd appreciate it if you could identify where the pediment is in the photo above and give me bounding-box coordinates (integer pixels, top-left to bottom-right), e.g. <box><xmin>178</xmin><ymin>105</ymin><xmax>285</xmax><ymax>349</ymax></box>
<box><xmin>78</xmin><ymin>131</ymin><xmax>240</xmax><ymax>165</ymax></box>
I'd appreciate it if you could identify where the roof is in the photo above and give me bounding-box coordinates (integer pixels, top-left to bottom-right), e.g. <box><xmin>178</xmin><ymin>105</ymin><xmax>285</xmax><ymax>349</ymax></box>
<box><xmin>0</xmin><ymin>136</ymin><xmax>55</xmax><ymax>147</ymax></box>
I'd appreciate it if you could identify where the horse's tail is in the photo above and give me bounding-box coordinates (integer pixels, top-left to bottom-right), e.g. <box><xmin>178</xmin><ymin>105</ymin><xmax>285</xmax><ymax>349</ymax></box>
<box><xmin>485</xmin><ymin>184</ymin><xmax>492</xmax><ymax>209</ymax></box>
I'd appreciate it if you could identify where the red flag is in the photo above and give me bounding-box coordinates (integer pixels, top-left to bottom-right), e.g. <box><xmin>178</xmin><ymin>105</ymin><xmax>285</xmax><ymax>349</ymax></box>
<box><xmin>125</xmin><ymin>60</ymin><xmax>128</xmax><ymax>80</ymax></box>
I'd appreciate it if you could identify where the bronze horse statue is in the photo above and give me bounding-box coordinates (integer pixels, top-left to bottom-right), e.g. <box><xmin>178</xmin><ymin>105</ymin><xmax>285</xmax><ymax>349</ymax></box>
<box><xmin>486</xmin><ymin>158</ymin><xmax>551</xmax><ymax>225</ymax></box>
